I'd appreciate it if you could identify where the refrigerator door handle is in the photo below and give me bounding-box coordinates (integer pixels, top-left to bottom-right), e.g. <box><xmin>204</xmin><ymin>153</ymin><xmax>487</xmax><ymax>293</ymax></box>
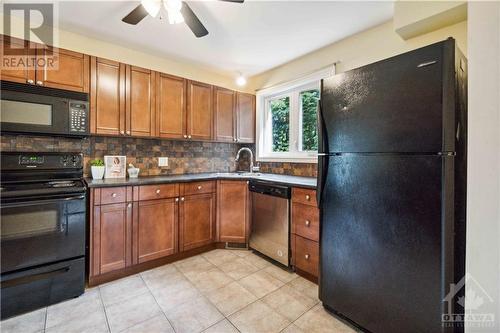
<box><xmin>317</xmin><ymin>154</ymin><xmax>328</xmax><ymax>208</ymax></box>
<box><xmin>316</xmin><ymin>97</ymin><xmax>328</xmax><ymax>207</ymax></box>
<box><xmin>317</xmin><ymin>98</ymin><xmax>329</xmax><ymax>154</ymax></box>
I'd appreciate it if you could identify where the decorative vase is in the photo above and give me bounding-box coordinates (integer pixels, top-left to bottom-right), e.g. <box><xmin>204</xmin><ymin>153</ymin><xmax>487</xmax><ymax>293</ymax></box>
<box><xmin>91</xmin><ymin>166</ymin><xmax>105</xmax><ymax>180</ymax></box>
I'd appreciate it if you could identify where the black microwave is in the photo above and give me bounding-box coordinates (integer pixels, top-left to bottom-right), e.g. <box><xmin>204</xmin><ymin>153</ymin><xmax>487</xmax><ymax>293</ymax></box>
<box><xmin>0</xmin><ymin>81</ymin><xmax>89</xmax><ymax>137</ymax></box>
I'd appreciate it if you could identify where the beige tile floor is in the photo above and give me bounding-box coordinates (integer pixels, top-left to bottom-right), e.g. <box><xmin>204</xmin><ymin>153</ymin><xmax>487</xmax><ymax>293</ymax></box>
<box><xmin>0</xmin><ymin>249</ymin><xmax>357</xmax><ymax>333</ymax></box>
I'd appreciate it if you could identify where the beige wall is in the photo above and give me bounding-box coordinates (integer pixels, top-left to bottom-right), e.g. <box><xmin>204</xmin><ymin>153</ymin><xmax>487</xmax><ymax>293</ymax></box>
<box><xmin>248</xmin><ymin>19</ymin><xmax>467</xmax><ymax>91</ymax></box>
<box><xmin>466</xmin><ymin>1</ymin><xmax>500</xmax><ymax>331</ymax></box>
<box><xmin>1</xmin><ymin>15</ymin><xmax>252</xmax><ymax>93</ymax></box>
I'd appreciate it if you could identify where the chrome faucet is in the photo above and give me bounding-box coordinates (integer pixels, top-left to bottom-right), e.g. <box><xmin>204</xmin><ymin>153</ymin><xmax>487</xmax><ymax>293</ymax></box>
<box><xmin>235</xmin><ymin>147</ymin><xmax>259</xmax><ymax>173</ymax></box>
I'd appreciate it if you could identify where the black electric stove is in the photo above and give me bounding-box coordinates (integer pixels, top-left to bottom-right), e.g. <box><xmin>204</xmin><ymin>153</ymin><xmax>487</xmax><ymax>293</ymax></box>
<box><xmin>0</xmin><ymin>152</ymin><xmax>87</xmax><ymax>319</ymax></box>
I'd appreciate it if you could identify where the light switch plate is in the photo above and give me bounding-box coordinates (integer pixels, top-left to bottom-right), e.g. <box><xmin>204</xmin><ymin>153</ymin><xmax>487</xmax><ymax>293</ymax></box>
<box><xmin>158</xmin><ymin>157</ymin><xmax>168</xmax><ymax>167</ymax></box>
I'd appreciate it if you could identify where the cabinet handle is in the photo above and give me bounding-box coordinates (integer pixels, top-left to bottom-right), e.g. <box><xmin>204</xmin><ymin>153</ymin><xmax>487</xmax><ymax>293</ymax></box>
<box><xmin>175</xmin><ymin>198</ymin><xmax>179</xmax><ymax>202</ymax></box>
<box><xmin>112</xmin><ymin>193</ymin><xmax>117</xmax><ymax>198</ymax></box>
<box><xmin>305</xmin><ymin>194</ymin><xmax>310</xmax><ymax>201</ymax></box>
<box><xmin>36</xmin><ymin>80</ymin><xmax>43</xmax><ymax>86</ymax></box>
<box><xmin>197</xmin><ymin>185</ymin><xmax>202</xmax><ymax>190</ymax></box>
<box><xmin>304</xmin><ymin>254</ymin><xmax>310</xmax><ymax>260</ymax></box>
<box><xmin>156</xmin><ymin>189</ymin><xmax>161</xmax><ymax>194</ymax></box>
<box><xmin>183</xmin><ymin>135</ymin><xmax>187</xmax><ymax>139</ymax></box>
<box><xmin>127</xmin><ymin>203</ymin><xmax>132</xmax><ymax>208</ymax></box>
<box><xmin>305</xmin><ymin>220</ymin><xmax>310</xmax><ymax>227</ymax></box>
<box><xmin>27</xmin><ymin>79</ymin><xmax>34</xmax><ymax>84</ymax></box>
<box><xmin>180</xmin><ymin>197</ymin><xmax>185</xmax><ymax>201</ymax></box>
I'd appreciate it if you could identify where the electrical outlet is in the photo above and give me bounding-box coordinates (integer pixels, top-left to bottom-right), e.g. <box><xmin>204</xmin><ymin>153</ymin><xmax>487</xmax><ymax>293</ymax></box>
<box><xmin>158</xmin><ymin>157</ymin><xmax>168</xmax><ymax>167</ymax></box>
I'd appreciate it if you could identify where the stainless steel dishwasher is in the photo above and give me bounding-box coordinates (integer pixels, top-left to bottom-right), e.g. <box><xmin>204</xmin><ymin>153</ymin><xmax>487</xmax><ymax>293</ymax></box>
<box><xmin>249</xmin><ymin>180</ymin><xmax>291</xmax><ymax>266</ymax></box>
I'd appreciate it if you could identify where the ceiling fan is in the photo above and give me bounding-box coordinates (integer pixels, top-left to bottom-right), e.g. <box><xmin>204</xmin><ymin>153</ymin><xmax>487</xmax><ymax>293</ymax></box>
<box><xmin>122</xmin><ymin>0</ymin><xmax>244</xmax><ymax>38</ymax></box>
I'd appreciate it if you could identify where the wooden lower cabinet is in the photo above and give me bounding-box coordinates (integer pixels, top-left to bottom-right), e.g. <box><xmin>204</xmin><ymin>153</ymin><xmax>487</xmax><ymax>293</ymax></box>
<box><xmin>216</xmin><ymin>180</ymin><xmax>249</xmax><ymax>243</ymax></box>
<box><xmin>179</xmin><ymin>193</ymin><xmax>216</xmax><ymax>251</ymax></box>
<box><xmin>91</xmin><ymin>202</ymin><xmax>133</xmax><ymax>276</ymax></box>
<box><xmin>134</xmin><ymin>198</ymin><xmax>178</xmax><ymax>264</ymax></box>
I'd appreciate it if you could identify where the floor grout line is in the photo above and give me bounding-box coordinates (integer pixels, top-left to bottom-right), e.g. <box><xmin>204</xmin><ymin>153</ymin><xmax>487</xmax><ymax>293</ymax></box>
<box><xmin>97</xmin><ymin>286</ymin><xmax>113</xmax><ymax>333</ymax></box>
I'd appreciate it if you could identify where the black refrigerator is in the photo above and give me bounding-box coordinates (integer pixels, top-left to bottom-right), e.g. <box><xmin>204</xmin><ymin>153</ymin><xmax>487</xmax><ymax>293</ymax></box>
<box><xmin>317</xmin><ymin>38</ymin><xmax>467</xmax><ymax>333</ymax></box>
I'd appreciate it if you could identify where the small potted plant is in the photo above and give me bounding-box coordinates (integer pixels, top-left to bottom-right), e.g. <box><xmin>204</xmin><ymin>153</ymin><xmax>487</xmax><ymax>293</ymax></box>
<box><xmin>90</xmin><ymin>159</ymin><xmax>105</xmax><ymax>180</ymax></box>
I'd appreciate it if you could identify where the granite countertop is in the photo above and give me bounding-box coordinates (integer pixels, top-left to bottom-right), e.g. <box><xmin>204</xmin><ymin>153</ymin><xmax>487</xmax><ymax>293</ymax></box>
<box><xmin>85</xmin><ymin>172</ymin><xmax>317</xmax><ymax>189</ymax></box>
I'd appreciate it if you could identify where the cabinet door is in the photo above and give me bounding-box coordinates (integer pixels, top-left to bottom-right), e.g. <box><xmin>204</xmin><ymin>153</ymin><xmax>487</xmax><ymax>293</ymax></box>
<box><xmin>36</xmin><ymin>46</ymin><xmax>89</xmax><ymax>92</ymax></box>
<box><xmin>179</xmin><ymin>193</ymin><xmax>215</xmax><ymax>251</ymax></box>
<box><xmin>217</xmin><ymin>181</ymin><xmax>249</xmax><ymax>243</ymax></box>
<box><xmin>236</xmin><ymin>93</ymin><xmax>256</xmax><ymax>143</ymax></box>
<box><xmin>92</xmin><ymin>203</ymin><xmax>132</xmax><ymax>276</ymax></box>
<box><xmin>214</xmin><ymin>87</ymin><xmax>235</xmax><ymax>142</ymax></box>
<box><xmin>156</xmin><ymin>73</ymin><xmax>186</xmax><ymax>139</ymax></box>
<box><xmin>0</xmin><ymin>35</ymin><xmax>36</xmax><ymax>84</ymax></box>
<box><xmin>134</xmin><ymin>199</ymin><xmax>178</xmax><ymax>264</ymax></box>
<box><xmin>126</xmin><ymin>66</ymin><xmax>156</xmax><ymax>137</ymax></box>
<box><xmin>90</xmin><ymin>57</ymin><xmax>126</xmax><ymax>135</ymax></box>
<box><xmin>187</xmin><ymin>80</ymin><xmax>213</xmax><ymax>140</ymax></box>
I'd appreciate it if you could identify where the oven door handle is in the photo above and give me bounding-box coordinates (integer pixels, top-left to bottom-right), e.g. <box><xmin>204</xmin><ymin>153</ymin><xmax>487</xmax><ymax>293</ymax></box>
<box><xmin>1</xmin><ymin>195</ymin><xmax>86</xmax><ymax>207</ymax></box>
<box><xmin>1</xmin><ymin>266</ymin><xmax>71</xmax><ymax>289</ymax></box>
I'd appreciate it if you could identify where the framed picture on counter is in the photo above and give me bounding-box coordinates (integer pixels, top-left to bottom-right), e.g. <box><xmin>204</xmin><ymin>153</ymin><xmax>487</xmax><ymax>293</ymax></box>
<box><xmin>104</xmin><ymin>155</ymin><xmax>126</xmax><ymax>178</ymax></box>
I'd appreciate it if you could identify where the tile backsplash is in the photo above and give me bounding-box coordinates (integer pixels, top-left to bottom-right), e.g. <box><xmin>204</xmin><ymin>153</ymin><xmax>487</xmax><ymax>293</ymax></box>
<box><xmin>1</xmin><ymin>134</ymin><xmax>240</xmax><ymax>177</ymax></box>
<box><xmin>1</xmin><ymin>135</ymin><xmax>317</xmax><ymax>178</ymax></box>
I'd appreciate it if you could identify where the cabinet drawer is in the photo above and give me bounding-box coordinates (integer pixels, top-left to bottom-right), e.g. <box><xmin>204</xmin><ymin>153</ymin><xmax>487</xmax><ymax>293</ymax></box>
<box><xmin>292</xmin><ymin>188</ymin><xmax>317</xmax><ymax>207</ymax></box>
<box><xmin>138</xmin><ymin>184</ymin><xmax>179</xmax><ymax>201</ymax></box>
<box><xmin>293</xmin><ymin>235</ymin><xmax>319</xmax><ymax>277</ymax></box>
<box><xmin>98</xmin><ymin>187</ymin><xmax>128</xmax><ymax>205</ymax></box>
<box><xmin>182</xmin><ymin>181</ymin><xmax>215</xmax><ymax>196</ymax></box>
<box><xmin>292</xmin><ymin>203</ymin><xmax>319</xmax><ymax>242</ymax></box>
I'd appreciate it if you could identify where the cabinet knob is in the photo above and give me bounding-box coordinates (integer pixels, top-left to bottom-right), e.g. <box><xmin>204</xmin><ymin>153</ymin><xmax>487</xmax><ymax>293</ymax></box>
<box><xmin>305</xmin><ymin>194</ymin><xmax>310</xmax><ymax>201</ymax></box>
<box><xmin>304</xmin><ymin>254</ymin><xmax>310</xmax><ymax>260</ymax></box>
<box><xmin>27</xmin><ymin>79</ymin><xmax>34</xmax><ymax>84</ymax></box>
<box><xmin>183</xmin><ymin>135</ymin><xmax>187</xmax><ymax>138</ymax></box>
<box><xmin>188</xmin><ymin>135</ymin><xmax>192</xmax><ymax>139</ymax></box>
<box><xmin>197</xmin><ymin>185</ymin><xmax>202</xmax><ymax>190</ymax></box>
<box><xmin>305</xmin><ymin>220</ymin><xmax>311</xmax><ymax>227</ymax></box>
<box><xmin>127</xmin><ymin>203</ymin><xmax>132</xmax><ymax>208</ymax></box>
<box><xmin>156</xmin><ymin>189</ymin><xmax>161</xmax><ymax>194</ymax></box>
<box><xmin>112</xmin><ymin>193</ymin><xmax>117</xmax><ymax>198</ymax></box>
<box><xmin>36</xmin><ymin>80</ymin><xmax>43</xmax><ymax>86</ymax></box>
<box><xmin>120</xmin><ymin>131</ymin><xmax>125</xmax><ymax>135</ymax></box>
<box><xmin>233</xmin><ymin>138</ymin><xmax>237</xmax><ymax>142</ymax></box>
<box><xmin>126</xmin><ymin>130</ymin><xmax>131</xmax><ymax>135</ymax></box>
<box><xmin>180</xmin><ymin>197</ymin><xmax>185</xmax><ymax>201</ymax></box>
<box><xmin>175</xmin><ymin>198</ymin><xmax>179</xmax><ymax>202</ymax></box>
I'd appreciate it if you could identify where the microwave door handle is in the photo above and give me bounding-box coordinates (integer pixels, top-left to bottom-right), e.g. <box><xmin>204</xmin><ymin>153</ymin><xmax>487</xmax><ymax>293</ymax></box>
<box><xmin>1</xmin><ymin>195</ymin><xmax>85</xmax><ymax>208</ymax></box>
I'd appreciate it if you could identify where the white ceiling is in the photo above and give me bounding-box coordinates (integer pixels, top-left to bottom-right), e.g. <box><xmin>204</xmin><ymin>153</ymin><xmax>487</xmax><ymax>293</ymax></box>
<box><xmin>58</xmin><ymin>1</ymin><xmax>393</xmax><ymax>77</ymax></box>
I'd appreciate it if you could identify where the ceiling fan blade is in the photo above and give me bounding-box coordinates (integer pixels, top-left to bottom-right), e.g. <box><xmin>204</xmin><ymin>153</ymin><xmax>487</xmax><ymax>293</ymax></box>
<box><xmin>122</xmin><ymin>4</ymin><xmax>149</xmax><ymax>25</ymax></box>
<box><xmin>218</xmin><ymin>0</ymin><xmax>245</xmax><ymax>3</ymax></box>
<box><xmin>181</xmin><ymin>2</ymin><xmax>209</xmax><ymax>38</ymax></box>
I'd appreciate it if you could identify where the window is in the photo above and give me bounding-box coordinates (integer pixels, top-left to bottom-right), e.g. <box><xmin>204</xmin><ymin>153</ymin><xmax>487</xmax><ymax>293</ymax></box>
<box><xmin>256</xmin><ymin>66</ymin><xmax>334</xmax><ymax>163</ymax></box>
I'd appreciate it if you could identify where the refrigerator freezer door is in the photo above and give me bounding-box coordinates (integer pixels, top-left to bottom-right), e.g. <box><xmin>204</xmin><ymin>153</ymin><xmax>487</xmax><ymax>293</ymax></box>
<box><xmin>321</xmin><ymin>40</ymin><xmax>455</xmax><ymax>153</ymax></box>
<box><xmin>320</xmin><ymin>154</ymin><xmax>455</xmax><ymax>333</ymax></box>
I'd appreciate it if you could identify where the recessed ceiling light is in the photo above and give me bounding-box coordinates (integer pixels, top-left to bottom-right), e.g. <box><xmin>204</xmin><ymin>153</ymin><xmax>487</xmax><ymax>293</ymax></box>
<box><xmin>236</xmin><ymin>74</ymin><xmax>247</xmax><ymax>87</ymax></box>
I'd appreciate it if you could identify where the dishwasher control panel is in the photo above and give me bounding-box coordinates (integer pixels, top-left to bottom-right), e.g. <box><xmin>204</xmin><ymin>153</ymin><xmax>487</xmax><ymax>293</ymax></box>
<box><xmin>248</xmin><ymin>180</ymin><xmax>291</xmax><ymax>198</ymax></box>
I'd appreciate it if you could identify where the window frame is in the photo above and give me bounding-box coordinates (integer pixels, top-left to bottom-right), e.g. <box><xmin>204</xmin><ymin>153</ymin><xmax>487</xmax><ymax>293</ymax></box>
<box><xmin>256</xmin><ymin>66</ymin><xmax>335</xmax><ymax>163</ymax></box>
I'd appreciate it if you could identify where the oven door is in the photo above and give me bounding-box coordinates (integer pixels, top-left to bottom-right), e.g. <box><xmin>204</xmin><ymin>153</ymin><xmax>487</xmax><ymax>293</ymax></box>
<box><xmin>0</xmin><ymin>88</ymin><xmax>70</xmax><ymax>136</ymax></box>
<box><xmin>0</xmin><ymin>193</ymin><xmax>86</xmax><ymax>274</ymax></box>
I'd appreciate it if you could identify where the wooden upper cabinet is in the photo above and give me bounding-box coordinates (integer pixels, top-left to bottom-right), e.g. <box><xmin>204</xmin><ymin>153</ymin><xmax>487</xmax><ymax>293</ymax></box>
<box><xmin>36</xmin><ymin>46</ymin><xmax>89</xmax><ymax>92</ymax></box>
<box><xmin>90</xmin><ymin>57</ymin><xmax>126</xmax><ymax>135</ymax></box>
<box><xmin>133</xmin><ymin>198</ymin><xmax>178</xmax><ymax>264</ymax></box>
<box><xmin>187</xmin><ymin>80</ymin><xmax>213</xmax><ymax>140</ymax></box>
<box><xmin>217</xmin><ymin>180</ymin><xmax>249</xmax><ymax>243</ymax></box>
<box><xmin>126</xmin><ymin>66</ymin><xmax>156</xmax><ymax>137</ymax></box>
<box><xmin>0</xmin><ymin>35</ymin><xmax>36</xmax><ymax>84</ymax></box>
<box><xmin>180</xmin><ymin>193</ymin><xmax>216</xmax><ymax>251</ymax></box>
<box><xmin>92</xmin><ymin>203</ymin><xmax>132</xmax><ymax>276</ymax></box>
<box><xmin>156</xmin><ymin>73</ymin><xmax>186</xmax><ymax>139</ymax></box>
<box><xmin>236</xmin><ymin>93</ymin><xmax>256</xmax><ymax>143</ymax></box>
<box><xmin>214</xmin><ymin>87</ymin><xmax>236</xmax><ymax>142</ymax></box>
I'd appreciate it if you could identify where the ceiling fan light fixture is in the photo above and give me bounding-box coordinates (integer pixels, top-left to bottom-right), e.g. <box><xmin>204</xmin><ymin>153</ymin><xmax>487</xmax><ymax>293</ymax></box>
<box><xmin>164</xmin><ymin>0</ymin><xmax>184</xmax><ymax>24</ymax></box>
<box><xmin>236</xmin><ymin>74</ymin><xmax>247</xmax><ymax>87</ymax></box>
<box><xmin>141</xmin><ymin>0</ymin><xmax>161</xmax><ymax>17</ymax></box>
